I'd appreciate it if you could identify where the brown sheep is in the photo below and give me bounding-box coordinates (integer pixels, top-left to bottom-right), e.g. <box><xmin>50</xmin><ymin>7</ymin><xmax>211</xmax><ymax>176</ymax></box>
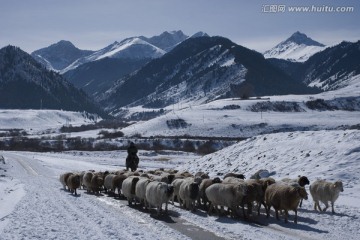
<box><xmin>281</xmin><ymin>175</ymin><xmax>310</xmax><ymax>207</ymax></box>
<box><xmin>198</xmin><ymin>177</ymin><xmax>222</xmax><ymax>208</ymax></box>
<box><xmin>242</xmin><ymin>179</ymin><xmax>266</xmax><ymax>217</ymax></box>
<box><xmin>112</xmin><ymin>174</ymin><xmax>128</xmax><ymax>198</ymax></box>
<box><xmin>60</xmin><ymin>172</ymin><xmax>73</xmax><ymax>190</ymax></box>
<box><xmin>174</xmin><ymin>171</ymin><xmax>193</xmax><ymax>179</ymax></box>
<box><xmin>265</xmin><ymin>183</ymin><xmax>308</xmax><ymax>223</ymax></box>
<box><xmin>223</xmin><ymin>172</ymin><xmax>246</xmax><ymax>180</ymax></box>
<box><xmin>90</xmin><ymin>174</ymin><xmax>104</xmax><ymax>195</ymax></box>
<box><xmin>195</xmin><ymin>172</ymin><xmax>210</xmax><ymax>179</ymax></box>
<box><xmin>67</xmin><ymin>174</ymin><xmax>81</xmax><ymax>195</ymax></box>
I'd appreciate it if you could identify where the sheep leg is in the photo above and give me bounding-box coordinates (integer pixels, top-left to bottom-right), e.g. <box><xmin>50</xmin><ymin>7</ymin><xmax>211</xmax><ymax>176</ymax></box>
<box><xmin>241</xmin><ymin>204</ymin><xmax>247</xmax><ymax>219</ymax></box>
<box><xmin>191</xmin><ymin>200</ymin><xmax>196</xmax><ymax>212</ymax></box>
<box><xmin>157</xmin><ymin>206</ymin><xmax>161</xmax><ymax>216</ymax></box>
<box><xmin>331</xmin><ymin>202</ymin><xmax>335</xmax><ymax>214</ymax></box>
<box><xmin>207</xmin><ymin>203</ymin><xmax>214</xmax><ymax>215</ymax></box>
<box><xmin>258</xmin><ymin>201</ymin><xmax>265</xmax><ymax>216</ymax></box>
<box><xmin>299</xmin><ymin>199</ymin><xmax>303</xmax><ymax>208</ymax></box>
<box><xmin>247</xmin><ymin>202</ymin><xmax>253</xmax><ymax>216</ymax></box>
<box><xmin>322</xmin><ymin>201</ymin><xmax>329</xmax><ymax>212</ymax></box>
<box><xmin>265</xmin><ymin>205</ymin><xmax>270</xmax><ymax>218</ymax></box>
<box><xmin>294</xmin><ymin>209</ymin><xmax>298</xmax><ymax>224</ymax></box>
<box><xmin>284</xmin><ymin>210</ymin><xmax>288</xmax><ymax>223</ymax></box>
<box><xmin>314</xmin><ymin>201</ymin><xmax>322</xmax><ymax>211</ymax></box>
<box><xmin>275</xmin><ymin>209</ymin><xmax>280</xmax><ymax>221</ymax></box>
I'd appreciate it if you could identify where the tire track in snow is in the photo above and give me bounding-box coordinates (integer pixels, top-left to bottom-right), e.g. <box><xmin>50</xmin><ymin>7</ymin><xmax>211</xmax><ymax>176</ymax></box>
<box><xmin>0</xmin><ymin>152</ymin><xmax>191</xmax><ymax>240</ymax></box>
<box><xmin>97</xmin><ymin>195</ymin><xmax>226</xmax><ymax>240</ymax></box>
<box><xmin>8</xmin><ymin>153</ymin><xmax>39</xmax><ymax>176</ymax></box>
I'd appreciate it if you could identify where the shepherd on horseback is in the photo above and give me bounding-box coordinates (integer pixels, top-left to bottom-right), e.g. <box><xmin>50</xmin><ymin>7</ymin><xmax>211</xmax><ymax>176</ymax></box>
<box><xmin>126</xmin><ymin>142</ymin><xmax>139</xmax><ymax>172</ymax></box>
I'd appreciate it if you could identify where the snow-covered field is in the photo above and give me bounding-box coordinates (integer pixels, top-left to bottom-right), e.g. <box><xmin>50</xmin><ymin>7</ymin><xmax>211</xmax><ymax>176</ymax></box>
<box><xmin>0</xmin><ymin>109</ymin><xmax>100</xmax><ymax>134</ymax></box>
<box><xmin>121</xmin><ymin>75</ymin><xmax>360</xmax><ymax>138</ymax></box>
<box><xmin>1</xmin><ymin>128</ymin><xmax>359</xmax><ymax>240</ymax></box>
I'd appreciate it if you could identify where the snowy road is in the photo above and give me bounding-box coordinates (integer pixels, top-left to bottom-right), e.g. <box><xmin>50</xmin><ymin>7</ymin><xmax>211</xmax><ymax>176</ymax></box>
<box><xmin>1</xmin><ymin>149</ymin><xmax>360</xmax><ymax>240</ymax></box>
<box><xmin>0</xmin><ymin>152</ymin><xmax>224</xmax><ymax>240</ymax></box>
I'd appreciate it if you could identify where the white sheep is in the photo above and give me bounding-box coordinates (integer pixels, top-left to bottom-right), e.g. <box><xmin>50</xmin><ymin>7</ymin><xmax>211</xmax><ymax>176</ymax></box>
<box><xmin>171</xmin><ymin>178</ymin><xmax>186</xmax><ymax>205</ymax></box>
<box><xmin>135</xmin><ymin>177</ymin><xmax>152</xmax><ymax>209</ymax></box>
<box><xmin>205</xmin><ymin>182</ymin><xmax>247</xmax><ymax>218</ymax></box>
<box><xmin>198</xmin><ymin>177</ymin><xmax>222</xmax><ymax>208</ymax></box>
<box><xmin>82</xmin><ymin>171</ymin><xmax>94</xmax><ymax>193</ymax></box>
<box><xmin>178</xmin><ymin>177</ymin><xmax>200</xmax><ymax>212</ymax></box>
<box><xmin>309</xmin><ymin>179</ymin><xmax>344</xmax><ymax>214</ymax></box>
<box><xmin>104</xmin><ymin>174</ymin><xmax>117</xmax><ymax>194</ymax></box>
<box><xmin>148</xmin><ymin>173</ymin><xmax>175</xmax><ymax>184</ymax></box>
<box><xmin>222</xmin><ymin>176</ymin><xmax>244</xmax><ymax>184</ymax></box>
<box><xmin>122</xmin><ymin>176</ymin><xmax>140</xmax><ymax>205</ymax></box>
<box><xmin>265</xmin><ymin>183</ymin><xmax>308</xmax><ymax>223</ymax></box>
<box><xmin>145</xmin><ymin>181</ymin><xmax>174</xmax><ymax>216</ymax></box>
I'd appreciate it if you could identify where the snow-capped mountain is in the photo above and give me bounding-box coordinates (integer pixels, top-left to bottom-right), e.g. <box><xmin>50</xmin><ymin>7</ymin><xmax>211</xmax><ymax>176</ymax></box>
<box><xmin>100</xmin><ymin>36</ymin><xmax>315</xmax><ymax>113</ymax></box>
<box><xmin>0</xmin><ymin>46</ymin><xmax>106</xmax><ymax>117</ymax></box>
<box><xmin>294</xmin><ymin>40</ymin><xmax>360</xmax><ymax>91</ymax></box>
<box><xmin>31</xmin><ymin>40</ymin><xmax>94</xmax><ymax>71</ymax></box>
<box><xmin>264</xmin><ymin>31</ymin><xmax>326</xmax><ymax>62</ymax></box>
<box><xmin>63</xmin><ymin>57</ymin><xmax>149</xmax><ymax>98</ymax></box>
<box><xmin>189</xmin><ymin>31</ymin><xmax>210</xmax><ymax>38</ymax></box>
<box><xmin>61</xmin><ymin>31</ymin><xmax>205</xmax><ymax>98</ymax></box>
<box><xmin>140</xmin><ymin>30</ymin><xmax>189</xmax><ymax>52</ymax></box>
<box><xmin>31</xmin><ymin>31</ymin><xmax>191</xmax><ymax>74</ymax></box>
<box><xmin>61</xmin><ymin>37</ymin><xmax>166</xmax><ymax>74</ymax></box>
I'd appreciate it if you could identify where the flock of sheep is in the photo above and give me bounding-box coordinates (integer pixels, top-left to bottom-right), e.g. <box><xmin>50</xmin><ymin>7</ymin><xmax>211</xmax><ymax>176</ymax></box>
<box><xmin>59</xmin><ymin>168</ymin><xmax>344</xmax><ymax>224</ymax></box>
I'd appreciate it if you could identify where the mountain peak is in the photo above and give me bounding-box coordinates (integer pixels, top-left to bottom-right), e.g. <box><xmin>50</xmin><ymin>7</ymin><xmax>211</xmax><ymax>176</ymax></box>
<box><xmin>31</xmin><ymin>40</ymin><xmax>94</xmax><ymax>71</ymax></box>
<box><xmin>54</xmin><ymin>40</ymin><xmax>76</xmax><ymax>48</ymax></box>
<box><xmin>142</xmin><ymin>30</ymin><xmax>189</xmax><ymax>51</ymax></box>
<box><xmin>190</xmin><ymin>31</ymin><xmax>210</xmax><ymax>38</ymax></box>
<box><xmin>263</xmin><ymin>31</ymin><xmax>326</xmax><ymax>62</ymax></box>
<box><xmin>286</xmin><ymin>31</ymin><xmax>325</xmax><ymax>47</ymax></box>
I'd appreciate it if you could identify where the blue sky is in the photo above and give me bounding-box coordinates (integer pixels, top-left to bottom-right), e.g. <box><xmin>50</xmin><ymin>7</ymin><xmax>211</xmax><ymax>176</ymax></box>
<box><xmin>1</xmin><ymin>0</ymin><xmax>359</xmax><ymax>53</ymax></box>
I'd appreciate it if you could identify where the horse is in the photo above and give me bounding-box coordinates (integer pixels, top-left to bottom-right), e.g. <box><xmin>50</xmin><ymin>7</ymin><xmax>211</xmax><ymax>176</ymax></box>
<box><xmin>126</xmin><ymin>154</ymin><xmax>139</xmax><ymax>172</ymax></box>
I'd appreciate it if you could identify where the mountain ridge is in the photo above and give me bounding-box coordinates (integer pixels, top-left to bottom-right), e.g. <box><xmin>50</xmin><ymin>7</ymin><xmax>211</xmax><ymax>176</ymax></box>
<box><xmin>0</xmin><ymin>45</ymin><xmax>107</xmax><ymax>117</ymax></box>
<box><xmin>31</xmin><ymin>40</ymin><xmax>94</xmax><ymax>71</ymax></box>
<box><xmin>100</xmin><ymin>36</ymin><xmax>317</xmax><ymax>114</ymax></box>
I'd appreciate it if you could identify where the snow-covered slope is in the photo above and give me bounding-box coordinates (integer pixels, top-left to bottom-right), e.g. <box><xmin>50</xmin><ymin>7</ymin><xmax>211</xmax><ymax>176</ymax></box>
<box><xmin>0</xmin><ymin>109</ymin><xmax>100</xmax><ymax>132</ymax></box>
<box><xmin>264</xmin><ymin>31</ymin><xmax>326</xmax><ymax>62</ymax></box>
<box><xmin>61</xmin><ymin>37</ymin><xmax>165</xmax><ymax>73</ymax></box>
<box><xmin>119</xmin><ymin>84</ymin><xmax>360</xmax><ymax>138</ymax></box>
<box><xmin>179</xmin><ymin>129</ymin><xmax>360</xmax><ymax>188</ymax></box>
